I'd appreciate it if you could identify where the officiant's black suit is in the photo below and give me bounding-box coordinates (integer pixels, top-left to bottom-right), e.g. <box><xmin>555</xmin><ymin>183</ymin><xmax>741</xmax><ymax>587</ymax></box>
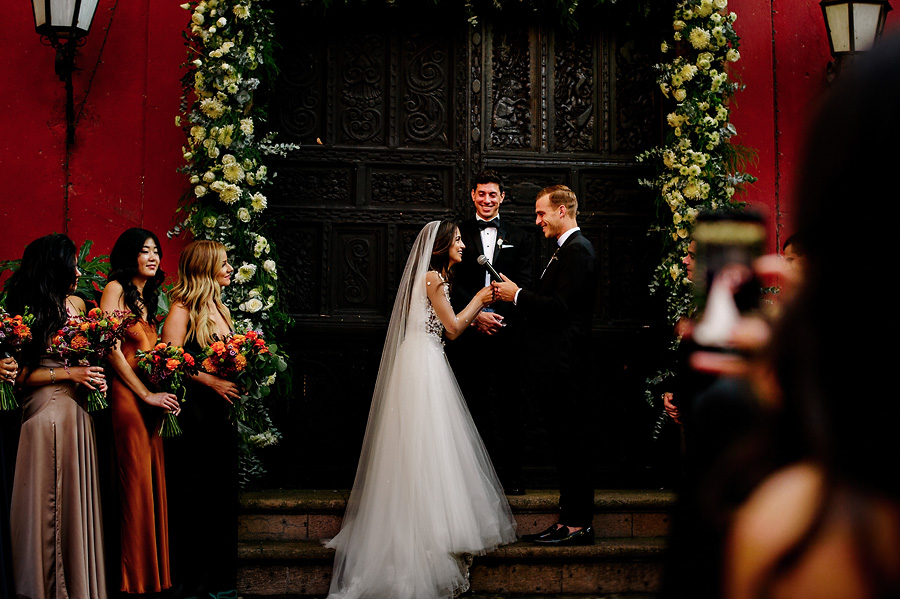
<box><xmin>447</xmin><ymin>218</ymin><xmax>533</xmax><ymax>489</ymax></box>
<box><xmin>516</xmin><ymin>230</ymin><xmax>597</xmax><ymax>527</ymax></box>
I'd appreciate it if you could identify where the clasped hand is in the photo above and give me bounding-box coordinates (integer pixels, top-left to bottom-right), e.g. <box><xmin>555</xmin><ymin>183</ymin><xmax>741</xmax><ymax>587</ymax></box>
<box><xmin>1</xmin><ymin>356</ymin><xmax>17</xmax><ymax>383</ymax></box>
<box><xmin>73</xmin><ymin>366</ymin><xmax>107</xmax><ymax>393</ymax></box>
<box><xmin>491</xmin><ymin>273</ymin><xmax>519</xmax><ymax>303</ymax></box>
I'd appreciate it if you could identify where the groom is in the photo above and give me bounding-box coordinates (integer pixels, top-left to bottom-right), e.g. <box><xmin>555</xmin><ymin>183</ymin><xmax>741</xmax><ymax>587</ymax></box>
<box><xmin>447</xmin><ymin>169</ymin><xmax>533</xmax><ymax>495</ymax></box>
<box><xmin>492</xmin><ymin>184</ymin><xmax>598</xmax><ymax>545</ymax></box>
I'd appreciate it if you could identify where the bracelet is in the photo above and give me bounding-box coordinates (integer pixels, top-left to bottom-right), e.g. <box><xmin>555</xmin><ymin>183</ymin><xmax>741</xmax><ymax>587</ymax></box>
<box><xmin>49</xmin><ymin>368</ymin><xmax>56</xmax><ymax>384</ymax></box>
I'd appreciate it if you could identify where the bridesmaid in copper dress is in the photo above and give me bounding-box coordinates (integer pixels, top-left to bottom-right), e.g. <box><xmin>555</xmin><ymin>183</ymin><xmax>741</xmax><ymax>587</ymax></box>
<box><xmin>6</xmin><ymin>234</ymin><xmax>108</xmax><ymax>599</ymax></box>
<box><xmin>101</xmin><ymin>228</ymin><xmax>181</xmax><ymax>595</ymax></box>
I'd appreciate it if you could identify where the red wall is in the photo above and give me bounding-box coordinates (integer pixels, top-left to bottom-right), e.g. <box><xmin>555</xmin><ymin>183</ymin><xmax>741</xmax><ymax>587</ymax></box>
<box><xmin>3</xmin><ymin>1</ymin><xmax>898</xmax><ymax>264</ymax></box>
<box><xmin>0</xmin><ymin>0</ymin><xmax>189</xmax><ymax>277</ymax></box>
<box><xmin>729</xmin><ymin>0</ymin><xmax>900</xmax><ymax>251</ymax></box>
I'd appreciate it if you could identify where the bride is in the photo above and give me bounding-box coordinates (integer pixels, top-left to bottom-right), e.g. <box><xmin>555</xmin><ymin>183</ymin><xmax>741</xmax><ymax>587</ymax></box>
<box><xmin>326</xmin><ymin>220</ymin><xmax>517</xmax><ymax>599</ymax></box>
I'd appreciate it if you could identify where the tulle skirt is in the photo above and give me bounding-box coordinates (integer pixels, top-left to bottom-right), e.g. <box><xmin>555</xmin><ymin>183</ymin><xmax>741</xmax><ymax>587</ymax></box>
<box><xmin>326</xmin><ymin>331</ymin><xmax>517</xmax><ymax>599</ymax></box>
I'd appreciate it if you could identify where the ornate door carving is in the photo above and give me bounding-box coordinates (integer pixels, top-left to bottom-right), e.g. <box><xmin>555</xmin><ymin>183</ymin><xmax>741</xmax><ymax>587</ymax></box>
<box><xmin>264</xmin><ymin>4</ymin><xmax>665</xmax><ymax>487</ymax></box>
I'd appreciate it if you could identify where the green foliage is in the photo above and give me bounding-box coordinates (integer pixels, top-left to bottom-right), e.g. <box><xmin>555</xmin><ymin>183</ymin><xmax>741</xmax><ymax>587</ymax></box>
<box><xmin>637</xmin><ymin>0</ymin><xmax>757</xmax><ymax>328</ymax></box>
<box><xmin>637</xmin><ymin>0</ymin><xmax>758</xmax><ymax>433</ymax></box>
<box><xmin>176</xmin><ymin>0</ymin><xmax>291</xmax><ymax>485</ymax></box>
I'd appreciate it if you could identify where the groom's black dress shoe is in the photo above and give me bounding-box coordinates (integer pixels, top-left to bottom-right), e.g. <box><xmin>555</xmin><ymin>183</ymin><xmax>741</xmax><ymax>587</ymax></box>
<box><xmin>521</xmin><ymin>524</ymin><xmax>561</xmax><ymax>542</ymax></box>
<box><xmin>532</xmin><ymin>525</ymin><xmax>595</xmax><ymax>546</ymax></box>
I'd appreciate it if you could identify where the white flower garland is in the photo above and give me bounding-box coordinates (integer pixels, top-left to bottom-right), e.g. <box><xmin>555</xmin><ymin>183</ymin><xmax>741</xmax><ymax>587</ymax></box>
<box><xmin>638</xmin><ymin>0</ymin><xmax>756</xmax><ymax>326</ymax></box>
<box><xmin>638</xmin><ymin>0</ymin><xmax>757</xmax><ymax>416</ymax></box>
<box><xmin>175</xmin><ymin>0</ymin><xmax>290</xmax><ymax>485</ymax></box>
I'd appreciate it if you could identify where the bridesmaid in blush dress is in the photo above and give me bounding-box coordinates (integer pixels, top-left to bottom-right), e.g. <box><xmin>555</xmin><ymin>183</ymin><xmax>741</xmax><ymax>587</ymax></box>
<box><xmin>6</xmin><ymin>234</ymin><xmax>108</xmax><ymax>599</ymax></box>
<box><xmin>162</xmin><ymin>240</ymin><xmax>240</xmax><ymax>599</ymax></box>
<box><xmin>101</xmin><ymin>228</ymin><xmax>181</xmax><ymax>595</ymax></box>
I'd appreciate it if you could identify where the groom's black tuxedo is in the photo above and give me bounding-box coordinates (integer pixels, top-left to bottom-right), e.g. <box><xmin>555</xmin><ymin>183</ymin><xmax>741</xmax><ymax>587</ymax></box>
<box><xmin>447</xmin><ymin>217</ymin><xmax>533</xmax><ymax>489</ymax></box>
<box><xmin>451</xmin><ymin>218</ymin><xmax>533</xmax><ymax>318</ymax></box>
<box><xmin>515</xmin><ymin>229</ymin><xmax>597</xmax><ymax>527</ymax></box>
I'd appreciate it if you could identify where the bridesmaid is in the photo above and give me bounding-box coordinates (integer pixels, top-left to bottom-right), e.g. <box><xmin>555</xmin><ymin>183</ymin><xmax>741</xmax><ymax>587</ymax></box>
<box><xmin>5</xmin><ymin>234</ymin><xmax>107</xmax><ymax>599</ymax></box>
<box><xmin>1</xmin><ymin>356</ymin><xmax>17</xmax><ymax>598</ymax></box>
<box><xmin>161</xmin><ymin>240</ymin><xmax>240</xmax><ymax>598</ymax></box>
<box><xmin>101</xmin><ymin>228</ymin><xmax>180</xmax><ymax>595</ymax></box>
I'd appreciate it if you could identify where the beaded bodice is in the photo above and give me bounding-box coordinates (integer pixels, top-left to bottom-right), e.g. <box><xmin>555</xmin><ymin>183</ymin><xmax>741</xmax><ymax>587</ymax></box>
<box><xmin>424</xmin><ymin>272</ymin><xmax>448</xmax><ymax>339</ymax></box>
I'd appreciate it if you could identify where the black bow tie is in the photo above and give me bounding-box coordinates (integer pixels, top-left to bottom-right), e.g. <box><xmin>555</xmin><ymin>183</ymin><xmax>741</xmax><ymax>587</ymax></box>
<box><xmin>477</xmin><ymin>219</ymin><xmax>499</xmax><ymax>230</ymax></box>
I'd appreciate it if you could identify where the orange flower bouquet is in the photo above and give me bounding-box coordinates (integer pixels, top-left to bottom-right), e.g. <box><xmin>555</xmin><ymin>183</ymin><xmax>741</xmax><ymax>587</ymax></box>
<box><xmin>197</xmin><ymin>331</ymin><xmax>287</xmax><ymax>441</ymax></box>
<box><xmin>0</xmin><ymin>310</ymin><xmax>35</xmax><ymax>410</ymax></box>
<box><xmin>47</xmin><ymin>308</ymin><xmax>128</xmax><ymax>411</ymax></box>
<box><xmin>135</xmin><ymin>342</ymin><xmax>198</xmax><ymax>437</ymax></box>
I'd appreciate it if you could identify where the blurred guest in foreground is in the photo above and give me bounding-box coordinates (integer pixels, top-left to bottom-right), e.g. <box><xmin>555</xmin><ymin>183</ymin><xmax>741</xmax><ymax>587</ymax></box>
<box><xmin>723</xmin><ymin>32</ymin><xmax>900</xmax><ymax>599</ymax></box>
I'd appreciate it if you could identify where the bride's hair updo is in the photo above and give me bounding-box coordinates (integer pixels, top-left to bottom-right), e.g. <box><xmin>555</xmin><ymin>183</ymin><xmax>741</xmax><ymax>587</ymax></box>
<box><xmin>168</xmin><ymin>240</ymin><xmax>233</xmax><ymax>347</ymax></box>
<box><xmin>429</xmin><ymin>220</ymin><xmax>458</xmax><ymax>276</ymax></box>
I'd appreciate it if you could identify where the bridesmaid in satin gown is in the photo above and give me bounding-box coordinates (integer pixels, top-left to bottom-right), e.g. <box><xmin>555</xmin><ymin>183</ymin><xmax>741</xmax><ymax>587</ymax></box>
<box><xmin>161</xmin><ymin>240</ymin><xmax>240</xmax><ymax>599</ymax></box>
<box><xmin>1</xmin><ymin>356</ymin><xmax>18</xmax><ymax>597</ymax></box>
<box><xmin>6</xmin><ymin>234</ymin><xmax>108</xmax><ymax>599</ymax></box>
<box><xmin>101</xmin><ymin>228</ymin><xmax>181</xmax><ymax>595</ymax></box>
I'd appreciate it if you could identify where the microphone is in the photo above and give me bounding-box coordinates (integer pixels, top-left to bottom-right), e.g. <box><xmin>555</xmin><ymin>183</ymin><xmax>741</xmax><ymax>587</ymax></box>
<box><xmin>477</xmin><ymin>255</ymin><xmax>503</xmax><ymax>283</ymax></box>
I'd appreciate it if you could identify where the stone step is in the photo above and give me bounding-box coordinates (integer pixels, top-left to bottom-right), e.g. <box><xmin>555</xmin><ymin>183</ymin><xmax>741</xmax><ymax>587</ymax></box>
<box><xmin>239</xmin><ymin>489</ymin><xmax>676</xmax><ymax>543</ymax></box>
<box><xmin>238</xmin><ymin>537</ymin><xmax>667</xmax><ymax>597</ymax></box>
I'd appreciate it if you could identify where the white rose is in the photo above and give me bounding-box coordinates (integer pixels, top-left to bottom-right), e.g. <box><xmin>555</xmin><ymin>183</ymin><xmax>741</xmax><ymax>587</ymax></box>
<box><xmin>242</xmin><ymin>298</ymin><xmax>264</xmax><ymax>313</ymax></box>
<box><xmin>237</xmin><ymin>207</ymin><xmax>251</xmax><ymax>222</ymax></box>
<box><xmin>263</xmin><ymin>259</ymin><xmax>277</xmax><ymax>274</ymax></box>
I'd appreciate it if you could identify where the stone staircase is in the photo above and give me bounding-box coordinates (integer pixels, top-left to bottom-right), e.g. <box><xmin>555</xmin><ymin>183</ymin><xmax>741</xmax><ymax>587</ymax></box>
<box><xmin>237</xmin><ymin>489</ymin><xmax>675</xmax><ymax>598</ymax></box>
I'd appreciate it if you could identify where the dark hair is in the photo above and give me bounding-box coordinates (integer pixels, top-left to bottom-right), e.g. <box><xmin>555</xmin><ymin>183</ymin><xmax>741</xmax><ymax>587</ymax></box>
<box><xmin>762</xmin><ymin>31</ymin><xmax>900</xmax><ymax>592</ymax></box>
<box><xmin>429</xmin><ymin>220</ymin><xmax>458</xmax><ymax>276</ymax></box>
<box><xmin>107</xmin><ymin>228</ymin><xmax>165</xmax><ymax>321</ymax></box>
<box><xmin>472</xmin><ymin>169</ymin><xmax>505</xmax><ymax>194</ymax></box>
<box><xmin>5</xmin><ymin>234</ymin><xmax>78</xmax><ymax>367</ymax></box>
<box><xmin>781</xmin><ymin>233</ymin><xmax>806</xmax><ymax>256</ymax></box>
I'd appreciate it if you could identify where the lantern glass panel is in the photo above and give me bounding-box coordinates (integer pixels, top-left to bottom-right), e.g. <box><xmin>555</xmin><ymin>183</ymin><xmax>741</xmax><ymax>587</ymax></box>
<box><xmin>826</xmin><ymin>3</ymin><xmax>851</xmax><ymax>52</ymax></box>
<box><xmin>853</xmin><ymin>3</ymin><xmax>884</xmax><ymax>50</ymax></box>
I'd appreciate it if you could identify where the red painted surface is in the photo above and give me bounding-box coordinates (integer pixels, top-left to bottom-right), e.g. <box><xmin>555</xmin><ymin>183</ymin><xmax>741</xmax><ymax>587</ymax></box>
<box><xmin>729</xmin><ymin>0</ymin><xmax>900</xmax><ymax>251</ymax></box>
<box><xmin>0</xmin><ymin>0</ymin><xmax>189</xmax><ymax>279</ymax></box>
<box><xmin>2</xmin><ymin>1</ymin><xmax>898</xmax><ymax>265</ymax></box>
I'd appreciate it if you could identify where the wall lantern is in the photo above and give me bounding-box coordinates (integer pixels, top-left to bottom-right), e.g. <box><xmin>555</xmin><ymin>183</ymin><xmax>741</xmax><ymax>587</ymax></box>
<box><xmin>32</xmin><ymin>0</ymin><xmax>101</xmax><ymax>144</ymax></box>
<box><xmin>821</xmin><ymin>0</ymin><xmax>892</xmax><ymax>78</ymax></box>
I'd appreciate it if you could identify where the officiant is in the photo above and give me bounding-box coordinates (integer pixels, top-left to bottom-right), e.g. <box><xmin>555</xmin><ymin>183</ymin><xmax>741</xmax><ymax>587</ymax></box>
<box><xmin>447</xmin><ymin>169</ymin><xmax>534</xmax><ymax>495</ymax></box>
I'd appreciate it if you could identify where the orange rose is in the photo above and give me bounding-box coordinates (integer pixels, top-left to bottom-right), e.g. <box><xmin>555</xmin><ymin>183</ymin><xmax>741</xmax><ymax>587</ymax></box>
<box><xmin>211</xmin><ymin>341</ymin><xmax>225</xmax><ymax>355</ymax></box>
<box><xmin>166</xmin><ymin>358</ymin><xmax>179</xmax><ymax>371</ymax></box>
<box><xmin>184</xmin><ymin>354</ymin><xmax>195</xmax><ymax>367</ymax></box>
<box><xmin>155</xmin><ymin>342</ymin><xmax>168</xmax><ymax>351</ymax></box>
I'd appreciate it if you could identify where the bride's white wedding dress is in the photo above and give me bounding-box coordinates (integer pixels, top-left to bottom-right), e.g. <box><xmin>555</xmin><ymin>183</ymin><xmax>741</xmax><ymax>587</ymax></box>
<box><xmin>326</xmin><ymin>222</ymin><xmax>517</xmax><ymax>599</ymax></box>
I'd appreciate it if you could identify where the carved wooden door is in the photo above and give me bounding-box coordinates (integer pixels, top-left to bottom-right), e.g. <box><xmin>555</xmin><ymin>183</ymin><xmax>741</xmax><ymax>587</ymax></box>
<box><xmin>264</xmin><ymin>4</ymin><xmax>666</xmax><ymax>487</ymax></box>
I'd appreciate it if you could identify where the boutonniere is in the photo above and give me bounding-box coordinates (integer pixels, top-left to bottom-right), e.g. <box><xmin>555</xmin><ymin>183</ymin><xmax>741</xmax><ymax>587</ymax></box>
<box><xmin>496</xmin><ymin>238</ymin><xmax>513</xmax><ymax>250</ymax></box>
